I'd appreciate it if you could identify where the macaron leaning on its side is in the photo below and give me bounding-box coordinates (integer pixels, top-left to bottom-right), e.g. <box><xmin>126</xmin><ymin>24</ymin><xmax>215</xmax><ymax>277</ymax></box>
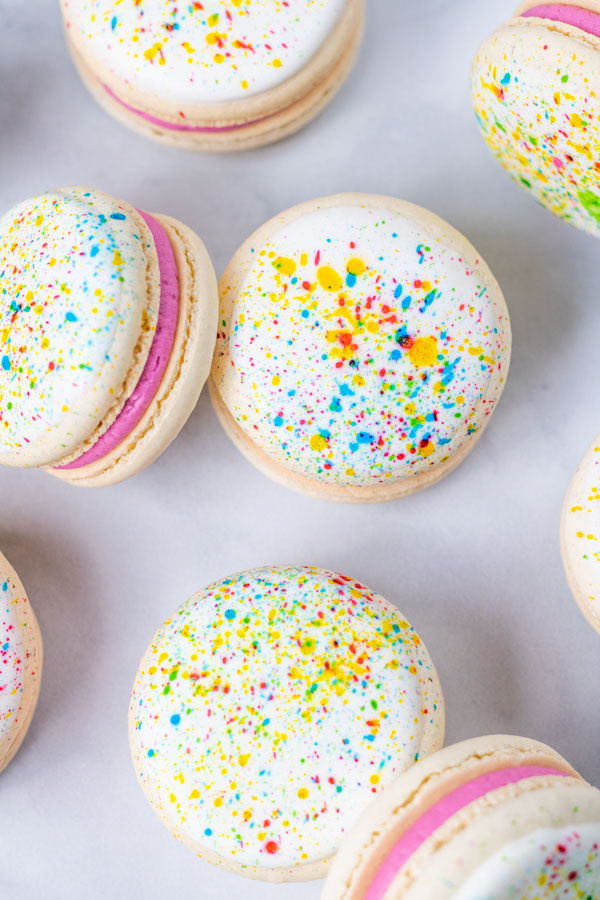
<box><xmin>323</xmin><ymin>734</ymin><xmax>600</xmax><ymax>900</ymax></box>
<box><xmin>0</xmin><ymin>552</ymin><xmax>42</xmax><ymax>774</ymax></box>
<box><xmin>0</xmin><ymin>187</ymin><xmax>218</xmax><ymax>487</ymax></box>
<box><xmin>211</xmin><ymin>193</ymin><xmax>511</xmax><ymax>503</ymax></box>
<box><xmin>60</xmin><ymin>0</ymin><xmax>365</xmax><ymax>152</ymax></box>
<box><xmin>561</xmin><ymin>432</ymin><xmax>600</xmax><ymax>635</ymax></box>
<box><xmin>472</xmin><ymin>1</ymin><xmax>600</xmax><ymax>235</ymax></box>
<box><xmin>129</xmin><ymin>565</ymin><xmax>444</xmax><ymax>881</ymax></box>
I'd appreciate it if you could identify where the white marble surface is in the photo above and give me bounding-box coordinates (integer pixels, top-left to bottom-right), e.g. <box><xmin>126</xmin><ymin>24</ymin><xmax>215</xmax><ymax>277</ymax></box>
<box><xmin>1</xmin><ymin>2</ymin><xmax>600</xmax><ymax>898</ymax></box>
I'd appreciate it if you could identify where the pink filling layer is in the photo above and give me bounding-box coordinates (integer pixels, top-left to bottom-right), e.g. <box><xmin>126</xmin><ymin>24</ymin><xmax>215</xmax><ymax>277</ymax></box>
<box><xmin>522</xmin><ymin>4</ymin><xmax>600</xmax><ymax>38</ymax></box>
<box><xmin>56</xmin><ymin>210</ymin><xmax>179</xmax><ymax>470</ymax></box>
<box><xmin>363</xmin><ymin>765</ymin><xmax>569</xmax><ymax>900</ymax></box>
<box><xmin>103</xmin><ymin>83</ymin><xmax>269</xmax><ymax>133</ymax></box>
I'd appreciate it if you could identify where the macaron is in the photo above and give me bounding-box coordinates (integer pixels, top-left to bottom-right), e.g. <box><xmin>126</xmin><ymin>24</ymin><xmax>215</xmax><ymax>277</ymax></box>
<box><xmin>0</xmin><ymin>186</ymin><xmax>218</xmax><ymax>487</ymax></box>
<box><xmin>211</xmin><ymin>193</ymin><xmax>511</xmax><ymax>503</ymax></box>
<box><xmin>129</xmin><ymin>565</ymin><xmax>444</xmax><ymax>881</ymax></box>
<box><xmin>0</xmin><ymin>552</ymin><xmax>42</xmax><ymax>774</ymax></box>
<box><xmin>472</xmin><ymin>2</ymin><xmax>600</xmax><ymax>235</ymax></box>
<box><xmin>60</xmin><ymin>0</ymin><xmax>365</xmax><ymax>152</ymax></box>
<box><xmin>561</xmin><ymin>432</ymin><xmax>600</xmax><ymax>635</ymax></box>
<box><xmin>323</xmin><ymin>734</ymin><xmax>600</xmax><ymax>900</ymax></box>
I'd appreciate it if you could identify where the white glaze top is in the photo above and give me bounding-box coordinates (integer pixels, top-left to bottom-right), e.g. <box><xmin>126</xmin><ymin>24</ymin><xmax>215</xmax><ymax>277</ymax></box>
<box><xmin>454</xmin><ymin>824</ymin><xmax>600</xmax><ymax>899</ymax></box>
<box><xmin>0</xmin><ymin>187</ymin><xmax>155</xmax><ymax>467</ymax></box>
<box><xmin>214</xmin><ymin>200</ymin><xmax>511</xmax><ymax>488</ymax></box>
<box><xmin>130</xmin><ymin>566</ymin><xmax>443</xmax><ymax>872</ymax></box>
<box><xmin>62</xmin><ymin>0</ymin><xmax>349</xmax><ymax>104</ymax></box>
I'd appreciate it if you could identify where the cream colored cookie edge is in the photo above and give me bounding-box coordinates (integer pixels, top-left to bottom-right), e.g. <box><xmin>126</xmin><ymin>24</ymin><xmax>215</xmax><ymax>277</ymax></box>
<box><xmin>48</xmin><ymin>215</ymin><xmax>218</xmax><ymax>487</ymax></box>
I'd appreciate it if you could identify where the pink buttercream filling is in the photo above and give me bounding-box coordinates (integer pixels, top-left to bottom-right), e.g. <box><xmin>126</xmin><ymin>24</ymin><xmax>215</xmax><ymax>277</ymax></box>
<box><xmin>103</xmin><ymin>83</ymin><xmax>270</xmax><ymax>133</ymax></box>
<box><xmin>521</xmin><ymin>4</ymin><xmax>600</xmax><ymax>38</ymax></box>
<box><xmin>363</xmin><ymin>765</ymin><xmax>570</xmax><ymax>900</ymax></box>
<box><xmin>56</xmin><ymin>210</ymin><xmax>179</xmax><ymax>470</ymax></box>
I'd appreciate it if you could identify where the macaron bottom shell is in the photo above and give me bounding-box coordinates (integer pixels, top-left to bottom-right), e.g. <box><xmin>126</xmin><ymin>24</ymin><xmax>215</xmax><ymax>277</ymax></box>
<box><xmin>63</xmin><ymin>0</ymin><xmax>365</xmax><ymax>152</ymax></box>
<box><xmin>48</xmin><ymin>214</ymin><xmax>218</xmax><ymax>487</ymax></box>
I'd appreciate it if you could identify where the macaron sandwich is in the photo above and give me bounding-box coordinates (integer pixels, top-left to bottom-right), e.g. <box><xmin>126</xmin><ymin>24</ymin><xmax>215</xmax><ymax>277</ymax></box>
<box><xmin>0</xmin><ymin>186</ymin><xmax>218</xmax><ymax>486</ymax></box>
<box><xmin>60</xmin><ymin>0</ymin><xmax>365</xmax><ymax>151</ymax></box>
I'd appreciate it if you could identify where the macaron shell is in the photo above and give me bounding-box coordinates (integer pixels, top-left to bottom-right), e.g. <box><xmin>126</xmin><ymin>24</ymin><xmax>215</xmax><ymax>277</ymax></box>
<box><xmin>129</xmin><ymin>565</ymin><xmax>444</xmax><ymax>881</ymax></box>
<box><xmin>212</xmin><ymin>194</ymin><xmax>510</xmax><ymax>501</ymax></box>
<box><xmin>64</xmin><ymin>6</ymin><xmax>365</xmax><ymax>153</ymax></box>
<box><xmin>398</xmin><ymin>782</ymin><xmax>600</xmax><ymax>900</ymax></box>
<box><xmin>322</xmin><ymin>735</ymin><xmax>575</xmax><ymax>900</ymax></box>
<box><xmin>0</xmin><ymin>187</ymin><xmax>159</xmax><ymax>467</ymax></box>
<box><xmin>49</xmin><ymin>213</ymin><xmax>218</xmax><ymax>486</ymax></box>
<box><xmin>472</xmin><ymin>17</ymin><xmax>600</xmax><ymax>235</ymax></box>
<box><xmin>561</xmin><ymin>434</ymin><xmax>600</xmax><ymax>634</ymax></box>
<box><xmin>0</xmin><ymin>553</ymin><xmax>42</xmax><ymax>773</ymax></box>
<box><xmin>61</xmin><ymin>0</ymin><xmax>356</xmax><ymax>112</ymax></box>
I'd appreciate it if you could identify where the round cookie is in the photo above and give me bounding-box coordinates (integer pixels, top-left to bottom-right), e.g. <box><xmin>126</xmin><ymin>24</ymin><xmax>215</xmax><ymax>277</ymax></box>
<box><xmin>60</xmin><ymin>0</ymin><xmax>365</xmax><ymax>151</ymax></box>
<box><xmin>323</xmin><ymin>734</ymin><xmax>600</xmax><ymax>900</ymax></box>
<box><xmin>211</xmin><ymin>193</ymin><xmax>511</xmax><ymax>503</ymax></box>
<box><xmin>472</xmin><ymin>1</ymin><xmax>600</xmax><ymax>235</ymax></box>
<box><xmin>0</xmin><ymin>552</ymin><xmax>42</xmax><ymax>773</ymax></box>
<box><xmin>0</xmin><ymin>186</ymin><xmax>218</xmax><ymax>487</ymax></box>
<box><xmin>561</xmin><ymin>432</ymin><xmax>600</xmax><ymax>634</ymax></box>
<box><xmin>129</xmin><ymin>565</ymin><xmax>444</xmax><ymax>881</ymax></box>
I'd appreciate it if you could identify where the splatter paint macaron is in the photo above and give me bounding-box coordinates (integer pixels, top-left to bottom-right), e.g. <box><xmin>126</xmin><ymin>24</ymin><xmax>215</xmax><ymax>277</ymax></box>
<box><xmin>129</xmin><ymin>565</ymin><xmax>444</xmax><ymax>881</ymax></box>
<box><xmin>0</xmin><ymin>552</ymin><xmax>42</xmax><ymax>774</ymax></box>
<box><xmin>0</xmin><ymin>186</ymin><xmax>218</xmax><ymax>487</ymax></box>
<box><xmin>323</xmin><ymin>734</ymin><xmax>600</xmax><ymax>900</ymax></box>
<box><xmin>472</xmin><ymin>2</ymin><xmax>600</xmax><ymax>235</ymax></box>
<box><xmin>211</xmin><ymin>193</ymin><xmax>511</xmax><ymax>502</ymax></box>
<box><xmin>561</xmin><ymin>432</ymin><xmax>600</xmax><ymax>635</ymax></box>
<box><xmin>60</xmin><ymin>0</ymin><xmax>365</xmax><ymax>151</ymax></box>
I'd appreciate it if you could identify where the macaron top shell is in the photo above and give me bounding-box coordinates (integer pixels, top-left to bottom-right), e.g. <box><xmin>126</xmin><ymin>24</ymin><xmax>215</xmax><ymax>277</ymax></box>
<box><xmin>472</xmin><ymin>7</ymin><xmax>600</xmax><ymax>235</ymax></box>
<box><xmin>214</xmin><ymin>195</ymin><xmax>510</xmax><ymax>491</ymax></box>
<box><xmin>62</xmin><ymin>0</ymin><xmax>349</xmax><ymax>105</ymax></box>
<box><xmin>562</xmin><ymin>435</ymin><xmax>600</xmax><ymax>631</ymax></box>
<box><xmin>0</xmin><ymin>187</ymin><xmax>157</xmax><ymax>467</ymax></box>
<box><xmin>129</xmin><ymin>565</ymin><xmax>443</xmax><ymax>877</ymax></box>
<box><xmin>0</xmin><ymin>556</ymin><xmax>40</xmax><ymax>747</ymax></box>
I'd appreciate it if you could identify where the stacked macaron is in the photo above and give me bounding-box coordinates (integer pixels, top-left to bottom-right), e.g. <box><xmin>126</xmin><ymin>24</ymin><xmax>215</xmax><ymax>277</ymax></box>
<box><xmin>0</xmin><ymin>186</ymin><xmax>218</xmax><ymax>486</ymax></box>
<box><xmin>60</xmin><ymin>0</ymin><xmax>365</xmax><ymax>151</ymax></box>
<box><xmin>212</xmin><ymin>194</ymin><xmax>511</xmax><ymax>501</ymax></box>
<box><xmin>472</xmin><ymin>1</ymin><xmax>600</xmax><ymax>234</ymax></box>
<box><xmin>129</xmin><ymin>565</ymin><xmax>444</xmax><ymax>880</ymax></box>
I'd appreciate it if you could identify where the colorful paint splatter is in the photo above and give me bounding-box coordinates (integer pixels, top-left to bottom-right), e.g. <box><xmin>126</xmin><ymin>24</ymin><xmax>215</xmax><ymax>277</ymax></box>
<box><xmin>455</xmin><ymin>825</ymin><xmax>600</xmax><ymax>899</ymax></box>
<box><xmin>472</xmin><ymin>15</ymin><xmax>600</xmax><ymax>235</ymax></box>
<box><xmin>0</xmin><ymin>564</ymin><xmax>39</xmax><ymax>747</ymax></box>
<box><xmin>130</xmin><ymin>566</ymin><xmax>443</xmax><ymax>872</ymax></box>
<box><xmin>62</xmin><ymin>0</ymin><xmax>348</xmax><ymax>104</ymax></box>
<box><xmin>562</xmin><ymin>436</ymin><xmax>600</xmax><ymax>628</ymax></box>
<box><xmin>0</xmin><ymin>188</ymin><xmax>155</xmax><ymax>467</ymax></box>
<box><xmin>213</xmin><ymin>202</ymin><xmax>510</xmax><ymax>488</ymax></box>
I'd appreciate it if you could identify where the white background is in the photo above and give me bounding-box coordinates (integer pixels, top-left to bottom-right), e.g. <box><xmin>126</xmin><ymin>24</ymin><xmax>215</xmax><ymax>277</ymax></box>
<box><xmin>1</xmin><ymin>1</ymin><xmax>600</xmax><ymax>897</ymax></box>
